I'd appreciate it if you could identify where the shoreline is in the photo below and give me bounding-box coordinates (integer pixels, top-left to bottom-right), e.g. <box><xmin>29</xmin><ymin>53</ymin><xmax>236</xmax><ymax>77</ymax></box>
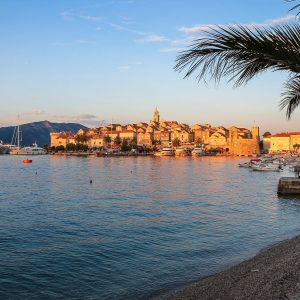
<box><xmin>163</xmin><ymin>234</ymin><xmax>300</xmax><ymax>300</ymax></box>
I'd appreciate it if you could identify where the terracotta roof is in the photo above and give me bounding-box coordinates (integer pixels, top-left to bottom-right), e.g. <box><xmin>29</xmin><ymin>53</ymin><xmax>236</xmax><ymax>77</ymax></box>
<box><xmin>270</xmin><ymin>132</ymin><xmax>300</xmax><ymax>137</ymax></box>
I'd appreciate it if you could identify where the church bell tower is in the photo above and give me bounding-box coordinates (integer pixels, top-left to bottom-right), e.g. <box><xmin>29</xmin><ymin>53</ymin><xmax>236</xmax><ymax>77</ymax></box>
<box><xmin>152</xmin><ymin>107</ymin><xmax>160</xmax><ymax>123</ymax></box>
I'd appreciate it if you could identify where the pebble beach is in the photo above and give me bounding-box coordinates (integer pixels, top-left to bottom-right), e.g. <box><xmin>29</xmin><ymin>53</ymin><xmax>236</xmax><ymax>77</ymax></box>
<box><xmin>165</xmin><ymin>235</ymin><xmax>300</xmax><ymax>300</ymax></box>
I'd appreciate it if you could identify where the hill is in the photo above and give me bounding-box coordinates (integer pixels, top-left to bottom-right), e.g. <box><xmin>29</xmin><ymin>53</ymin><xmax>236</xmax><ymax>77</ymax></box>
<box><xmin>0</xmin><ymin>121</ymin><xmax>88</xmax><ymax>147</ymax></box>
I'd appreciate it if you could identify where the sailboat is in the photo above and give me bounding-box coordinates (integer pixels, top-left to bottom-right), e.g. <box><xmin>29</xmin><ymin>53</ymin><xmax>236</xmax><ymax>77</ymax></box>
<box><xmin>9</xmin><ymin>121</ymin><xmax>46</xmax><ymax>155</ymax></box>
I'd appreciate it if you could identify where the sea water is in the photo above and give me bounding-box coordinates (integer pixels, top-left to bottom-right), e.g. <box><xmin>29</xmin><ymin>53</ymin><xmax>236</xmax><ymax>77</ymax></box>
<box><xmin>0</xmin><ymin>156</ymin><xmax>299</xmax><ymax>299</ymax></box>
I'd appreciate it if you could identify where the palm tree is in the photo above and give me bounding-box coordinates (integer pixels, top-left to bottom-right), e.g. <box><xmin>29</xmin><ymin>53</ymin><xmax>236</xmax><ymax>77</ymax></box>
<box><xmin>174</xmin><ymin>6</ymin><xmax>300</xmax><ymax>119</ymax></box>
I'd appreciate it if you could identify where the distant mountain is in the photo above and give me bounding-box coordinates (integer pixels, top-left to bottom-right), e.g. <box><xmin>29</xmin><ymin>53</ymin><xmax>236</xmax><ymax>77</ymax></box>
<box><xmin>0</xmin><ymin>121</ymin><xmax>88</xmax><ymax>147</ymax></box>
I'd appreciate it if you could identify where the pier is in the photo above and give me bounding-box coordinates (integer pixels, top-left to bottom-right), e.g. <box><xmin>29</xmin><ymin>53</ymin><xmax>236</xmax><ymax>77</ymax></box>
<box><xmin>278</xmin><ymin>166</ymin><xmax>300</xmax><ymax>195</ymax></box>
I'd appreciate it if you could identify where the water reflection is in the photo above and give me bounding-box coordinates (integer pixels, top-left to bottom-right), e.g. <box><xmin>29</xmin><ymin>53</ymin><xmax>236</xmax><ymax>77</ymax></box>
<box><xmin>0</xmin><ymin>156</ymin><xmax>299</xmax><ymax>299</ymax></box>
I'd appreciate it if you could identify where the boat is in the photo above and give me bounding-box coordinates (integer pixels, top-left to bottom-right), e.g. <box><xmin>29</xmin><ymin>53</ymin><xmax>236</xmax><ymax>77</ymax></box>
<box><xmin>191</xmin><ymin>147</ymin><xmax>205</xmax><ymax>157</ymax></box>
<box><xmin>238</xmin><ymin>158</ymin><xmax>262</xmax><ymax>168</ymax></box>
<box><xmin>22</xmin><ymin>159</ymin><xmax>33</xmax><ymax>164</ymax></box>
<box><xmin>154</xmin><ymin>147</ymin><xmax>175</xmax><ymax>157</ymax></box>
<box><xmin>0</xmin><ymin>141</ymin><xmax>9</xmax><ymax>154</ymax></box>
<box><xmin>238</xmin><ymin>162</ymin><xmax>252</xmax><ymax>168</ymax></box>
<box><xmin>252</xmin><ymin>163</ymin><xmax>281</xmax><ymax>171</ymax></box>
<box><xmin>10</xmin><ymin>143</ymin><xmax>47</xmax><ymax>155</ymax></box>
<box><xmin>9</xmin><ymin>121</ymin><xmax>46</xmax><ymax>155</ymax></box>
<box><xmin>175</xmin><ymin>148</ymin><xmax>191</xmax><ymax>157</ymax></box>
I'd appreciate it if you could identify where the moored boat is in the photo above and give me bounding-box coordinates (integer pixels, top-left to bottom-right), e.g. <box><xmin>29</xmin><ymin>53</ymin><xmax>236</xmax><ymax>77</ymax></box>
<box><xmin>154</xmin><ymin>147</ymin><xmax>175</xmax><ymax>157</ymax></box>
<box><xmin>10</xmin><ymin>143</ymin><xmax>47</xmax><ymax>155</ymax></box>
<box><xmin>0</xmin><ymin>141</ymin><xmax>10</xmax><ymax>154</ymax></box>
<box><xmin>191</xmin><ymin>147</ymin><xmax>204</xmax><ymax>157</ymax></box>
<box><xmin>22</xmin><ymin>159</ymin><xmax>33</xmax><ymax>163</ymax></box>
<box><xmin>252</xmin><ymin>163</ymin><xmax>281</xmax><ymax>171</ymax></box>
<box><xmin>175</xmin><ymin>148</ymin><xmax>191</xmax><ymax>157</ymax></box>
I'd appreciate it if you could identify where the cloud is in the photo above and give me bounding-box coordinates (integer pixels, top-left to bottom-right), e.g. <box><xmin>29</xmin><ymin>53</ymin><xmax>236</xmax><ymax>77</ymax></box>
<box><xmin>76</xmin><ymin>39</ymin><xmax>97</xmax><ymax>45</ymax></box>
<box><xmin>178</xmin><ymin>14</ymin><xmax>296</xmax><ymax>34</ymax></box>
<box><xmin>96</xmin><ymin>26</ymin><xmax>104</xmax><ymax>31</ymax></box>
<box><xmin>61</xmin><ymin>10</ymin><xmax>103</xmax><ymax>22</ymax></box>
<box><xmin>51</xmin><ymin>114</ymin><xmax>97</xmax><ymax>122</ymax></box>
<box><xmin>121</xmin><ymin>16</ymin><xmax>135</xmax><ymax>25</ymax></box>
<box><xmin>118</xmin><ymin>65</ymin><xmax>130</xmax><ymax>70</ymax></box>
<box><xmin>136</xmin><ymin>34</ymin><xmax>168</xmax><ymax>43</ymax></box>
<box><xmin>51</xmin><ymin>42</ymin><xmax>71</xmax><ymax>47</ymax></box>
<box><xmin>50</xmin><ymin>114</ymin><xmax>104</xmax><ymax>127</ymax></box>
<box><xmin>24</xmin><ymin>109</ymin><xmax>45</xmax><ymax>116</ymax></box>
<box><xmin>110</xmin><ymin>23</ymin><xmax>144</xmax><ymax>35</ymax></box>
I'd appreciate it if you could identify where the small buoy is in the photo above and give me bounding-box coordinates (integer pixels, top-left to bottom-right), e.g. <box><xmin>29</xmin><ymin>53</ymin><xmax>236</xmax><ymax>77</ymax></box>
<box><xmin>23</xmin><ymin>159</ymin><xmax>32</xmax><ymax>164</ymax></box>
<box><xmin>90</xmin><ymin>179</ymin><xmax>92</xmax><ymax>184</ymax></box>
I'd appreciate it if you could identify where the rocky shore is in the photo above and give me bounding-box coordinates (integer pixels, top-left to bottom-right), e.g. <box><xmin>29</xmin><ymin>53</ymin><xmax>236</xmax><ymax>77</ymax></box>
<box><xmin>165</xmin><ymin>235</ymin><xmax>300</xmax><ymax>300</ymax></box>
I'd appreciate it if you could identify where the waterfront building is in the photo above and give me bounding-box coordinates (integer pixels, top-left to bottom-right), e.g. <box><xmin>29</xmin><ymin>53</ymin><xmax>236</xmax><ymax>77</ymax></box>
<box><xmin>50</xmin><ymin>132</ymin><xmax>75</xmax><ymax>148</ymax></box>
<box><xmin>88</xmin><ymin>135</ymin><xmax>105</xmax><ymax>148</ymax></box>
<box><xmin>50</xmin><ymin>108</ymin><xmax>260</xmax><ymax>155</ymax></box>
<box><xmin>137</xmin><ymin>132</ymin><xmax>153</xmax><ymax>147</ymax></box>
<box><xmin>264</xmin><ymin>132</ymin><xmax>300</xmax><ymax>153</ymax></box>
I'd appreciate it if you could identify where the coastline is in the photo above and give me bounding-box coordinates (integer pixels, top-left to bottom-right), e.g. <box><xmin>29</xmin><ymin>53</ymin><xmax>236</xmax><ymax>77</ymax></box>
<box><xmin>163</xmin><ymin>235</ymin><xmax>300</xmax><ymax>300</ymax></box>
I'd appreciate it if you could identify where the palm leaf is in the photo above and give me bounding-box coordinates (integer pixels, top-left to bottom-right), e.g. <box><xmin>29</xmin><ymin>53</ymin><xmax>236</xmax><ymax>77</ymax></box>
<box><xmin>288</xmin><ymin>0</ymin><xmax>300</xmax><ymax>15</ymax></box>
<box><xmin>280</xmin><ymin>75</ymin><xmax>300</xmax><ymax>118</ymax></box>
<box><xmin>175</xmin><ymin>24</ymin><xmax>300</xmax><ymax>117</ymax></box>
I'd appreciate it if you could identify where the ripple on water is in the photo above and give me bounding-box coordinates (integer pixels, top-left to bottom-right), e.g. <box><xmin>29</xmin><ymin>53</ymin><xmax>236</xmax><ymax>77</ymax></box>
<box><xmin>0</xmin><ymin>156</ymin><xmax>300</xmax><ymax>299</ymax></box>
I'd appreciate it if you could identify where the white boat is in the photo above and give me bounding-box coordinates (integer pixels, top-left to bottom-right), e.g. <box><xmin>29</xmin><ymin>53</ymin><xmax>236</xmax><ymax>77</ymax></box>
<box><xmin>0</xmin><ymin>141</ymin><xmax>9</xmax><ymax>154</ymax></box>
<box><xmin>239</xmin><ymin>159</ymin><xmax>261</xmax><ymax>168</ymax></box>
<box><xmin>192</xmin><ymin>147</ymin><xmax>204</xmax><ymax>157</ymax></box>
<box><xmin>9</xmin><ymin>121</ymin><xmax>46</xmax><ymax>155</ymax></box>
<box><xmin>10</xmin><ymin>143</ymin><xmax>47</xmax><ymax>155</ymax></box>
<box><xmin>154</xmin><ymin>147</ymin><xmax>175</xmax><ymax>157</ymax></box>
<box><xmin>238</xmin><ymin>162</ymin><xmax>251</xmax><ymax>168</ymax></box>
<box><xmin>252</xmin><ymin>163</ymin><xmax>281</xmax><ymax>172</ymax></box>
<box><xmin>175</xmin><ymin>148</ymin><xmax>191</xmax><ymax>157</ymax></box>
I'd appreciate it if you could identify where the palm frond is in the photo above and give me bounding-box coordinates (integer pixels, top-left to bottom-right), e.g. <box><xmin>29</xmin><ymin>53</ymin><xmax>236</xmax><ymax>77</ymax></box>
<box><xmin>280</xmin><ymin>75</ymin><xmax>300</xmax><ymax>118</ymax></box>
<box><xmin>287</xmin><ymin>0</ymin><xmax>300</xmax><ymax>15</ymax></box>
<box><xmin>175</xmin><ymin>24</ymin><xmax>300</xmax><ymax>88</ymax></box>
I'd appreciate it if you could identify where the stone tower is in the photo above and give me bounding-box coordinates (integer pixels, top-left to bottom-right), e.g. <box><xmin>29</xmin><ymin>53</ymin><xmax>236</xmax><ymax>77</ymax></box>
<box><xmin>251</xmin><ymin>127</ymin><xmax>260</xmax><ymax>140</ymax></box>
<box><xmin>152</xmin><ymin>107</ymin><xmax>160</xmax><ymax>123</ymax></box>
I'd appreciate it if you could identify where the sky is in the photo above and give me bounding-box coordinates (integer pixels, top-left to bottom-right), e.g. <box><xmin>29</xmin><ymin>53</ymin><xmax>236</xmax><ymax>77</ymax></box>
<box><xmin>0</xmin><ymin>0</ymin><xmax>299</xmax><ymax>134</ymax></box>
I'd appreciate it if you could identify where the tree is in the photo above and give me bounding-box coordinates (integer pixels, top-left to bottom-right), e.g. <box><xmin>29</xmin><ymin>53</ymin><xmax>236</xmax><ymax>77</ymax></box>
<box><xmin>172</xmin><ymin>137</ymin><xmax>181</xmax><ymax>147</ymax></box>
<box><xmin>55</xmin><ymin>145</ymin><xmax>65</xmax><ymax>152</ymax></box>
<box><xmin>114</xmin><ymin>135</ymin><xmax>122</xmax><ymax>145</ymax></box>
<box><xmin>174</xmin><ymin>8</ymin><xmax>300</xmax><ymax>119</ymax></box>
<box><xmin>121</xmin><ymin>138</ymin><xmax>130</xmax><ymax>152</ymax></box>
<box><xmin>263</xmin><ymin>132</ymin><xmax>272</xmax><ymax>138</ymax></box>
<box><xmin>75</xmin><ymin>134</ymin><xmax>89</xmax><ymax>144</ymax></box>
<box><xmin>66</xmin><ymin>143</ymin><xmax>76</xmax><ymax>152</ymax></box>
<box><xmin>104</xmin><ymin>135</ymin><xmax>111</xmax><ymax>144</ymax></box>
<box><xmin>130</xmin><ymin>138</ymin><xmax>137</xmax><ymax>149</ymax></box>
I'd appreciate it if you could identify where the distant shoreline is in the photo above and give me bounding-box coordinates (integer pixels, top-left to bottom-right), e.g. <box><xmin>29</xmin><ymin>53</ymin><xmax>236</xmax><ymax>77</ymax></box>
<box><xmin>163</xmin><ymin>234</ymin><xmax>300</xmax><ymax>300</ymax></box>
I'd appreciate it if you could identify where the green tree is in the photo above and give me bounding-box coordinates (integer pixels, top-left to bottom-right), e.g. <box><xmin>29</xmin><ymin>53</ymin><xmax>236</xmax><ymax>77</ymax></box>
<box><xmin>172</xmin><ymin>137</ymin><xmax>181</xmax><ymax>147</ymax></box>
<box><xmin>75</xmin><ymin>143</ymin><xmax>89</xmax><ymax>152</ymax></box>
<box><xmin>104</xmin><ymin>135</ymin><xmax>111</xmax><ymax>144</ymax></box>
<box><xmin>174</xmin><ymin>5</ymin><xmax>300</xmax><ymax>119</ymax></box>
<box><xmin>263</xmin><ymin>132</ymin><xmax>272</xmax><ymax>138</ymax></box>
<box><xmin>121</xmin><ymin>138</ymin><xmax>130</xmax><ymax>152</ymax></box>
<box><xmin>114</xmin><ymin>135</ymin><xmax>122</xmax><ymax>145</ymax></box>
<box><xmin>75</xmin><ymin>134</ymin><xmax>89</xmax><ymax>144</ymax></box>
<box><xmin>55</xmin><ymin>145</ymin><xmax>65</xmax><ymax>152</ymax></box>
<box><xmin>130</xmin><ymin>138</ymin><xmax>137</xmax><ymax>149</ymax></box>
<box><xmin>66</xmin><ymin>143</ymin><xmax>76</xmax><ymax>151</ymax></box>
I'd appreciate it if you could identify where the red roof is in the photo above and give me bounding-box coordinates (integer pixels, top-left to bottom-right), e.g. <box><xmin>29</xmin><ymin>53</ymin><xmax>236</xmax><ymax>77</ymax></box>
<box><xmin>270</xmin><ymin>132</ymin><xmax>300</xmax><ymax>137</ymax></box>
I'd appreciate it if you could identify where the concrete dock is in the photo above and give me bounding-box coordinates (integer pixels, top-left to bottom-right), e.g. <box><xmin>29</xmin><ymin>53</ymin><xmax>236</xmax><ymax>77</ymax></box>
<box><xmin>278</xmin><ymin>177</ymin><xmax>300</xmax><ymax>195</ymax></box>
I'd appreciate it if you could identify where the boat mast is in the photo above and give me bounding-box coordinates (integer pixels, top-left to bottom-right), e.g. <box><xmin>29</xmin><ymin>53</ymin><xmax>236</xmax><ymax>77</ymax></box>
<box><xmin>17</xmin><ymin>115</ymin><xmax>21</xmax><ymax>148</ymax></box>
<box><xmin>111</xmin><ymin>118</ymin><xmax>113</xmax><ymax>150</ymax></box>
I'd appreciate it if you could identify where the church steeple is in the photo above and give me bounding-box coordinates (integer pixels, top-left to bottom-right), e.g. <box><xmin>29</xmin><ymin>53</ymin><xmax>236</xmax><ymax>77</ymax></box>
<box><xmin>152</xmin><ymin>107</ymin><xmax>160</xmax><ymax>123</ymax></box>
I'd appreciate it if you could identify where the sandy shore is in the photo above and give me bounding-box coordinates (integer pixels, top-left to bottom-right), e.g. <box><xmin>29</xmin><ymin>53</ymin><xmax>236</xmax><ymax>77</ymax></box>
<box><xmin>164</xmin><ymin>235</ymin><xmax>300</xmax><ymax>300</ymax></box>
